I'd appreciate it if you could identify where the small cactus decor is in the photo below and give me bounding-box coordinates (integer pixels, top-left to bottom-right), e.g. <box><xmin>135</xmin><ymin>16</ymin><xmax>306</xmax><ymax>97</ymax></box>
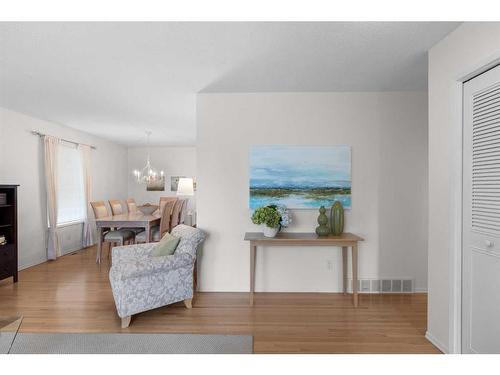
<box><xmin>315</xmin><ymin>206</ymin><xmax>330</xmax><ymax>236</ymax></box>
<box><xmin>330</xmin><ymin>201</ymin><xmax>344</xmax><ymax>235</ymax></box>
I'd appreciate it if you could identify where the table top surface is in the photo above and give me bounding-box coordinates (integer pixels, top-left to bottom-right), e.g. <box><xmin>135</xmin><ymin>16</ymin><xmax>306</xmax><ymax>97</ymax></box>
<box><xmin>244</xmin><ymin>232</ymin><xmax>364</xmax><ymax>242</ymax></box>
<box><xmin>96</xmin><ymin>212</ymin><xmax>161</xmax><ymax>223</ymax></box>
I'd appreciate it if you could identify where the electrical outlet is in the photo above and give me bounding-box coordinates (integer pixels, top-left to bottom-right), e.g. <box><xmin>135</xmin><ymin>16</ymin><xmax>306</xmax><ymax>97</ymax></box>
<box><xmin>326</xmin><ymin>260</ymin><xmax>334</xmax><ymax>271</ymax></box>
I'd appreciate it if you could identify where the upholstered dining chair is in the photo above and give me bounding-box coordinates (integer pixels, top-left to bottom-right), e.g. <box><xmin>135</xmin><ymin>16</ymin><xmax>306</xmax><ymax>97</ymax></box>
<box><xmin>90</xmin><ymin>201</ymin><xmax>135</xmax><ymax>255</ymax></box>
<box><xmin>109</xmin><ymin>199</ymin><xmax>144</xmax><ymax>235</ymax></box>
<box><xmin>126</xmin><ymin>198</ymin><xmax>138</xmax><ymax>213</ymax></box>
<box><xmin>178</xmin><ymin>198</ymin><xmax>188</xmax><ymax>224</ymax></box>
<box><xmin>159</xmin><ymin>199</ymin><xmax>176</xmax><ymax>237</ymax></box>
<box><xmin>157</xmin><ymin>197</ymin><xmax>177</xmax><ymax>216</ymax></box>
<box><xmin>135</xmin><ymin>199</ymin><xmax>176</xmax><ymax>243</ymax></box>
<box><xmin>109</xmin><ymin>200</ymin><xmax>125</xmax><ymax>215</ymax></box>
<box><xmin>170</xmin><ymin>199</ymin><xmax>184</xmax><ymax>229</ymax></box>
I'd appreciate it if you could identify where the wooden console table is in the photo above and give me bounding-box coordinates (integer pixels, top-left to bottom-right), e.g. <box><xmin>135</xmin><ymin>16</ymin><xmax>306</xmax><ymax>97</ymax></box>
<box><xmin>244</xmin><ymin>232</ymin><xmax>364</xmax><ymax>307</ymax></box>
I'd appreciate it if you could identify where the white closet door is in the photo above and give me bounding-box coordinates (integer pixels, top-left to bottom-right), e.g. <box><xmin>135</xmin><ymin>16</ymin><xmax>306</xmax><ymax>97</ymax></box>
<box><xmin>463</xmin><ymin>64</ymin><xmax>500</xmax><ymax>354</ymax></box>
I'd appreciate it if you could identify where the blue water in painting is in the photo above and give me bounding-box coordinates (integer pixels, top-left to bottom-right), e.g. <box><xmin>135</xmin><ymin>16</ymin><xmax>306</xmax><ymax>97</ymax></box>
<box><xmin>249</xmin><ymin>193</ymin><xmax>351</xmax><ymax>210</ymax></box>
<box><xmin>249</xmin><ymin>145</ymin><xmax>352</xmax><ymax>210</ymax></box>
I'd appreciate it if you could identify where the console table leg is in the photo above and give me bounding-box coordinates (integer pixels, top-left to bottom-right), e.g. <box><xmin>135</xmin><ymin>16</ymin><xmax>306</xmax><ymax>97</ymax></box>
<box><xmin>352</xmin><ymin>243</ymin><xmax>359</xmax><ymax>307</ymax></box>
<box><xmin>250</xmin><ymin>243</ymin><xmax>256</xmax><ymax>306</ymax></box>
<box><xmin>342</xmin><ymin>246</ymin><xmax>348</xmax><ymax>295</ymax></box>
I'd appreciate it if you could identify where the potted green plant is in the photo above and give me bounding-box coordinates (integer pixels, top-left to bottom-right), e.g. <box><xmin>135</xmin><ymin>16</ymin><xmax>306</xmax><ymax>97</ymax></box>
<box><xmin>251</xmin><ymin>205</ymin><xmax>282</xmax><ymax>237</ymax></box>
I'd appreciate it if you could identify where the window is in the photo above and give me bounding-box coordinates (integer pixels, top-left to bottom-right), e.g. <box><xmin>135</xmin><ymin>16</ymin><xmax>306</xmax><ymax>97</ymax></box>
<box><xmin>56</xmin><ymin>144</ymin><xmax>85</xmax><ymax>225</ymax></box>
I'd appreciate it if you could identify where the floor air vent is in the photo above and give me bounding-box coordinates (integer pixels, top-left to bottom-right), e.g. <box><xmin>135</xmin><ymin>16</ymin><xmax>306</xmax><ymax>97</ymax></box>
<box><xmin>348</xmin><ymin>279</ymin><xmax>415</xmax><ymax>293</ymax></box>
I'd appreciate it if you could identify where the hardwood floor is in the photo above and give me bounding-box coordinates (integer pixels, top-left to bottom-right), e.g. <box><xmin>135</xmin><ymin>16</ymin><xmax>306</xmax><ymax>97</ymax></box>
<box><xmin>0</xmin><ymin>246</ymin><xmax>440</xmax><ymax>353</ymax></box>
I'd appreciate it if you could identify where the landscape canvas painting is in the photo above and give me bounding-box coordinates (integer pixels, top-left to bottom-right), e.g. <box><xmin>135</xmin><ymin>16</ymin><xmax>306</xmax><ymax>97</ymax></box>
<box><xmin>146</xmin><ymin>177</ymin><xmax>165</xmax><ymax>191</ymax></box>
<box><xmin>249</xmin><ymin>145</ymin><xmax>351</xmax><ymax>209</ymax></box>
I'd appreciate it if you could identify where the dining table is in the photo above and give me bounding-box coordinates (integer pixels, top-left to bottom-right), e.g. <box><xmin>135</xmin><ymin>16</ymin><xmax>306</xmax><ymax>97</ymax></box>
<box><xmin>95</xmin><ymin>212</ymin><xmax>161</xmax><ymax>263</ymax></box>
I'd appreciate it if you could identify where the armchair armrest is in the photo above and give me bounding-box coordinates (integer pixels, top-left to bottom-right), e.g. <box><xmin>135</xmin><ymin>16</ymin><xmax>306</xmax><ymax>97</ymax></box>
<box><xmin>112</xmin><ymin>252</ymin><xmax>194</xmax><ymax>280</ymax></box>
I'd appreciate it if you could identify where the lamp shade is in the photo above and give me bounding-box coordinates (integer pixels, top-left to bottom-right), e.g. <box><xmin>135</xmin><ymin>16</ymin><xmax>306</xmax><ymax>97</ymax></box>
<box><xmin>177</xmin><ymin>177</ymin><xmax>194</xmax><ymax>196</ymax></box>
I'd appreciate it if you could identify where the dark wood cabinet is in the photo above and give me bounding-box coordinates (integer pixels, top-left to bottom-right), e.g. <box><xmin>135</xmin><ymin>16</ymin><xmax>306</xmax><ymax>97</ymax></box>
<box><xmin>0</xmin><ymin>185</ymin><xmax>18</xmax><ymax>283</ymax></box>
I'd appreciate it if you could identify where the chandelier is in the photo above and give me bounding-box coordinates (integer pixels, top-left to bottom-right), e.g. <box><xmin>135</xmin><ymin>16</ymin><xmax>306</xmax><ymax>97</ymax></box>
<box><xmin>133</xmin><ymin>131</ymin><xmax>164</xmax><ymax>184</ymax></box>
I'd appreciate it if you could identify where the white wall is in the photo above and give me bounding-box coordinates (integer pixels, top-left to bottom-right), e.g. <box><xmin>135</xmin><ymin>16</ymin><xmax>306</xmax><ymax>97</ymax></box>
<box><xmin>428</xmin><ymin>22</ymin><xmax>500</xmax><ymax>353</ymax></box>
<box><xmin>0</xmin><ymin>107</ymin><xmax>128</xmax><ymax>269</ymax></box>
<box><xmin>197</xmin><ymin>92</ymin><xmax>428</xmax><ymax>293</ymax></box>
<box><xmin>127</xmin><ymin>146</ymin><xmax>196</xmax><ymax>209</ymax></box>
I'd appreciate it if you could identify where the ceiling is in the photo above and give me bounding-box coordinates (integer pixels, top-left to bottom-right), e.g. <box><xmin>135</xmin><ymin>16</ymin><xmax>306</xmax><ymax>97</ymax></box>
<box><xmin>0</xmin><ymin>22</ymin><xmax>460</xmax><ymax>146</ymax></box>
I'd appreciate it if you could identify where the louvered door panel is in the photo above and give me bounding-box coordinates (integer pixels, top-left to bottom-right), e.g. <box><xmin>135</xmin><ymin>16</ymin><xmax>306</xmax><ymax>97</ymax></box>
<box><xmin>463</xmin><ymin>65</ymin><xmax>500</xmax><ymax>354</ymax></box>
<box><xmin>463</xmin><ymin>64</ymin><xmax>500</xmax><ymax>354</ymax></box>
<box><xmin>472</xmin><ymin>82</ymin><xmax>500</xmax><ymax>235</ymax></box>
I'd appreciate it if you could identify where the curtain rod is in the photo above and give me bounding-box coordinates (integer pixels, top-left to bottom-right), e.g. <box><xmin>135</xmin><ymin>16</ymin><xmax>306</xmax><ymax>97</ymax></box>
<box><xmin>31</xmin><ymin>130</ymin><xmax>97</xmax><ymax>150</ymax></box>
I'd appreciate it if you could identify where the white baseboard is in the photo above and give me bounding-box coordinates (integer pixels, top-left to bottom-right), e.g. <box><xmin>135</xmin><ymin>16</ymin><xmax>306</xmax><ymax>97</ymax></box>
<box><xmin>425</xmin><ymin>331</ymin><xmax>448</xmax><ymax>354</ymax></box>
<box><xmin>18</xmin><ymin>255</ymin><xmax>48</xmax><ymax>271</ymax></box>
<box><xmin>61</xmin><ymin>245</ymin><xmax>84</xmax><ymax>256</ymax></box>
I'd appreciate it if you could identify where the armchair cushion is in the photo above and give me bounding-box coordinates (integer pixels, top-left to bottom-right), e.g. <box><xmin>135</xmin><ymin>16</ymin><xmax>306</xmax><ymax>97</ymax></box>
<box><xmin>135</xmin><ymin>226</ymin><xmax>160</xmax><ymax>242</ymax></box>
<box><xmin>104</xmin><ymin>229</ymin><xmax>135</xmax><ymax>242</ymax></box>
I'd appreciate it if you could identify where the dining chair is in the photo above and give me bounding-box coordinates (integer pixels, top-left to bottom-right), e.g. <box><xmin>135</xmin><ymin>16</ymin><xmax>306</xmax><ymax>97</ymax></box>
<box><xmin>126</xmin><ymin>198</ymin><xmax>138</xmax><ymax>213</ymax></box>
<box><xmin>158</xmin><ymin>197</ymin><xmax>177</xmax><ymax>216</ymax></box>
<box><xmin>109</xmin><ymin>200</ymin><xmax>125</xmax><ymax>215</ymax></box>
<box><xmin>135</xmin><ymin>199</ymin><xmax>176</xmax><ymax>243</ymax></box>
<box><xmin>170</xmin><ymin>198</ymin><xmax>185</xmax><ymax>229</ymax></box>
<box><xmin>90</xmin><ymin>201</ymin><xmax>135</xmax><ymax>257</ymax></box>
<box><xmin>159</xmin><ymin>199</ymin><xmax>176</xmax><ymax>236</ymax></box>
<box><xmin>109</xmin><ymin>199</ymin><xmax>144</xmax><ymax>235</ymax></box>
<box><xmin>179</xmin><ymin>198</ymin><xmax>188</xmax><ymax>224</ymax></box>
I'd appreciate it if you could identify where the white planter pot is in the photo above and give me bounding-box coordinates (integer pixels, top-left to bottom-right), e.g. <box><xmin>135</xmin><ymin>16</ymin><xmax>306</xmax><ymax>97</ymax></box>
<box><xmin>262</xmin><ymin>225</ymin><xmax>279</xmax><ymax>238</ymax></box>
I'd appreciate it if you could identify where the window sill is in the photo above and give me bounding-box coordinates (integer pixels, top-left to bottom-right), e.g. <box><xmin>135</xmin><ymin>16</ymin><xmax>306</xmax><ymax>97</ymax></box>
<box><xmin>56</xmin><ymin>221</ymin><xmax>84</xmax><ymax>228</ymax></box>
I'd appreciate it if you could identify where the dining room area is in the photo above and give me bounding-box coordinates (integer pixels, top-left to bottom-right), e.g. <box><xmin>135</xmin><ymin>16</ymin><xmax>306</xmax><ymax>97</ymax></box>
<box><xmin>0</xmin><ymin>106</ymin><xmax>198</xmax><ymax>275</ymax></box>
<box><xmin>0</xmin><ymin>107</ymin><xmax>204</xmax><ymax>339</ymax></box>
<box><xmin>92</xmin><ymin>194</ymin><xmax>192</xmax><ymax>264</ymax></box>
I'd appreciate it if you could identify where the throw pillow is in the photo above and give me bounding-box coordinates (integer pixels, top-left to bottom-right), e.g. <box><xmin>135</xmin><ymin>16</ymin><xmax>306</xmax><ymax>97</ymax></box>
<box><xmin>151</xmin><ymin>233</ymin><xmax>180</xmax><ymax>257</ymax></box>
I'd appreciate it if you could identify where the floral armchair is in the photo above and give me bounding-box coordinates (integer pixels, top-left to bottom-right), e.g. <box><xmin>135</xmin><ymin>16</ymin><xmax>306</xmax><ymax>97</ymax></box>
<box><xmin>109</xmin><ymin>224</ymin><xmax>206</xmax><ymax>328</ymax></box>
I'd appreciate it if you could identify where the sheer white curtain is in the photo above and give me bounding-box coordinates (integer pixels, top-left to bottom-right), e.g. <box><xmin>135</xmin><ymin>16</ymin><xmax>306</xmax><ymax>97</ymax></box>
<box><xmin>44</xmin><ymin>135</ymin><xmax>61</xmax><ymax>260</ymax></box>
<box><xmin>79</xmin><ymin>144</ymin><xmax>94</xmax><ymax>247</ymax></box>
